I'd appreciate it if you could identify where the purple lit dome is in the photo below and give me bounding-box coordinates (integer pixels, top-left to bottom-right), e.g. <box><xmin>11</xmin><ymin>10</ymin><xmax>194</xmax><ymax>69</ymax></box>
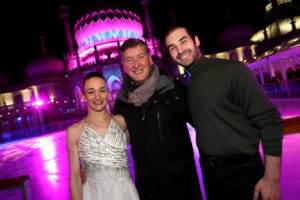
<box><xmin>26</xmin><ymin>37</ymin><xmax>65</xmax><ymax>79</ymax></box>
<box><xmin>74</xmin><ymin>8</ymin><xmax>144</xmax><ymax>54</ymax></box>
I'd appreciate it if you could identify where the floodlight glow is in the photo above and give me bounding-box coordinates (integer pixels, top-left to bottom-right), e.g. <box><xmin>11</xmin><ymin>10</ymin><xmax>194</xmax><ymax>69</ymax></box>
<box><xmin>32</xmin><ymin>100</ymin><xmax>44</xmax><ymax>108</ymax></box>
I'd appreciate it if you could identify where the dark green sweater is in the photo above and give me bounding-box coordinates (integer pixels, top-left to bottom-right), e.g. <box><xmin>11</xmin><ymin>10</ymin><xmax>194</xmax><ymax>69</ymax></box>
<box><xmin>187</xmin><ymin>56</ymin><xmax>283</xmax><ymax>157</ymax></box>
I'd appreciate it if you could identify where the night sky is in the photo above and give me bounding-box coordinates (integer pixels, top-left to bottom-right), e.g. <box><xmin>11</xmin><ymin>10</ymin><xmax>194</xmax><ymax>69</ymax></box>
<box><xmin>2</xmin><ymin>0</ymin><xmax>268</xmax><ymax>86</ymax></box>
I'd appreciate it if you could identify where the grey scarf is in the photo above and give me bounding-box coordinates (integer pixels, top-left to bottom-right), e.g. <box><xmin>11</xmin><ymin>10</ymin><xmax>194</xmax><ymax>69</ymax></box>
<box><xmin>128</xmin><ymin>66</ymin><xmax>160</xmax><ymax>107</ymax></box>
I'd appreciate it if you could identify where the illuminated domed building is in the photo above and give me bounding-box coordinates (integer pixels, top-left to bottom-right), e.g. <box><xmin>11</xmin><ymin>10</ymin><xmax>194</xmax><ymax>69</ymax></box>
<box><xmin>0</xmin><ymin>1</ymin><xmax>161</xmax><ymax>141</ymax></box>
<box><xmin>0</xmin><ymin>34</ymin><xmax>73</xmax><ymax>138</ymax></box>
<box><xmin>60</xmin><ymin>1</ymin><xmax>161</xmax><ymax>112</ymax></box>
<box><xmin>0</xmin><ymin>0</ymin><xmax>299</xmax><ymax>142</ymax></box>
<box><xmin>204</xmin><ymin>0</ymin><xmax>300</xmax><ymax>98</ymax></box>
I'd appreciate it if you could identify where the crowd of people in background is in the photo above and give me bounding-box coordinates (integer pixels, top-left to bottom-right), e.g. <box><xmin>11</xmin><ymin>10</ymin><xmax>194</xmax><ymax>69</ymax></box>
<box><xmin>262</xmin><ymin>64</ymin><xmax>300</xmax><ymax>84</ymax></box>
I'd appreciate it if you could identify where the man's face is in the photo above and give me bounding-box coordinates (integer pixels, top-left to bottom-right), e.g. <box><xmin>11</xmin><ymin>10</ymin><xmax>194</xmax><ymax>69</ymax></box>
<box><xmin>122</xmin><ymin>44</ymin><xmax>153</xmax><ymax>85</ymax></box>
<box><xmin>165</xmin><ymin>27</ymin><xmax>201</xmax><ymax>67</ymax></box>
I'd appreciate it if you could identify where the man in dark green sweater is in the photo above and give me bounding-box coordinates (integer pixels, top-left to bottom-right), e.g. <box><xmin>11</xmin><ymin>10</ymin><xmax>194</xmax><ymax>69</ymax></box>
<box><xmin>165</xmin><ymin>26</ymin><xmax>283</xmax><ymax>200</ymax></box>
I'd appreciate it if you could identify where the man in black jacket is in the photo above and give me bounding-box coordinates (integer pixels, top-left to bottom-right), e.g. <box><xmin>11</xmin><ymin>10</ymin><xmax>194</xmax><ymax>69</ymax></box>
<box><xmin>114</xmin><ymin>38</ymin><xmax>202</xmax><ymax>200</ymax></box>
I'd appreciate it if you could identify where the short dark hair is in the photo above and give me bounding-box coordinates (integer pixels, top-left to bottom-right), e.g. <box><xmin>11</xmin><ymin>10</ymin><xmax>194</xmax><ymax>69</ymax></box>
<box><xmin>164</xmin><ymin>25</ymin><xmax>196</xmax><ymax>42</ymax></box>
<box><xmin>120</xmin><ymin>38</ymin><xmax>150</xmax><ymax>57</ymax></box>
<box><xmin>81</xmin><ymin>71</ymin><xmax>104</xmax><ymax>93</ymax></box>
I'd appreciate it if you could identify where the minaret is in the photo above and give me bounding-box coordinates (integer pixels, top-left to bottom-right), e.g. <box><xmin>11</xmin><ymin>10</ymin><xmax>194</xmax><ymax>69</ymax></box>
<box><xmin>38</xmin><ymin>34</ymin><xmax>49</xmax><ymax>56</ymax></box>
<box><xmin>140</xmin><ymin>0</ymin><xmax>161</xmax><ymax>58</ymax></box>
<box><xmin>170</xmin><ymin>9</ymin><xmax>177</xmax><ymax>25</ymax></box>
<box><xmin>59</xmin><ymin>4</ymin><xmax>80</xmax><ymax>71</ymax></box>
<box><xmin>59</xmin><ymin>5</ymin><xmax>74</xmax><ymax>52</ymax></box>
<box><xmin>140</xmin><ymin>0</ymin><xmax>154</xmax><ymax>39</ymax></box>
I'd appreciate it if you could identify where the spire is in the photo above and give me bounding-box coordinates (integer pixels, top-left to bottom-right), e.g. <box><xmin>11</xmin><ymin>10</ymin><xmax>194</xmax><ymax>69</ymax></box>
<box><xmin>170</xmin><ymin>9</ymin><xmax>177</xmax><ymax>25</ymax></box>
<box><xmin>59</xmin><ymin>5</ymin><xmax>75</xmax><ymax>52</ymax></box>
<box><xmin>140</xmin><ymin>0</ymin><xmax>161</xmax><ymax>57</ymax></box>
<box><xmin>59</xmin><ymin>4</ymin><xmax>80</xmax><ymax>71</ymax></box>
<box><xmin>225</xmin><ymin>4</ymin><xmax>233</xmax><ymax>25</ymax></box>
<box><xmin>38</xmin><ymin>33</ymin><xmax>49</xmax><ymax>56</ymax></box>
<box><xmin>140</xmin><ymin>0</ymin><xmax>154</xmax><ymax>39</ymax></box>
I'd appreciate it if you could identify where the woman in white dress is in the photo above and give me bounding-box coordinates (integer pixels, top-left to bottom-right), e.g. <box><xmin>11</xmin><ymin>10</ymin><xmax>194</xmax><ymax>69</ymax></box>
<box><xmin>67</xmin><ymin>72</ymin><xmax>139</xmax><ymax>200</ymax></box>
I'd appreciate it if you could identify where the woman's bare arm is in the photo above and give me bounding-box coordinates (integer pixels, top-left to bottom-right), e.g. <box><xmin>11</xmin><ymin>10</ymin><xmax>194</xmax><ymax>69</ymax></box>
<box><xmin>67</xmin><ymin>123</ymin><xmax>83</xmax><ymax>200</ymax></box>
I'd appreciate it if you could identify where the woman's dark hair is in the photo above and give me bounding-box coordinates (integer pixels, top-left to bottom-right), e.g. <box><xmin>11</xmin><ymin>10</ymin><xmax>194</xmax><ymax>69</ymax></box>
<box><xmin>81</xmin><ymin>71</ymin><xmax>104</xmax><ymax>93</ymax></box>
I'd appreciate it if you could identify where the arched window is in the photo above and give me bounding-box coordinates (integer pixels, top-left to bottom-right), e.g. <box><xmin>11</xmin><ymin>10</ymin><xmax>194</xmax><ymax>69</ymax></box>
<box><xmin>14</xmin><ymin>94</ymin><xmax>23</xmax><ymax>105</ymax></box>
<box><xmin>38</xmin><ymin>87</ymin><xmax>49</xmax><ymax>100</ymax></box>
<box><xmin>0</xmin><ymin>118</ymin><xmax>9</xmax><ymax>132</ymax></box>
<box><xmin>30</xmin><ymin>89</ymin><xmax>36</xmax><ymax>101</ymax></box>
<box><xmin>26</xmin><ymin>113</ymin><xmax>35</xmax><ymax>128</ymax></box>
<box><xmin>274</xmin><ymin>70</ymin><xmax>283</xmax><ymax>81</ymax></box>
<box><xmin>229</xmin><ymin>52</ymin><xmax>238</xmax><ymax>61</ymax></box>
<box><xmin>263</xmin><ymin>73</ymin><xmax>271</xmax><ymax>83</ymax></box>
<box><xmin>86</xmin><ymin>14</ymin><xmax>91</xmax><ymax>25</ymax></box>
<box><xmin>243</xmin><ymin>49</ymin><xmax>252</xmax><ymax>61</ymax></box>
<box><xmin>256</xmin><ymin>74</ymin><xmax>262</xmax><ymax>84</ymax></box>
<box><xmin>107</xmin><ymin>10</ymin><xmax>114</xmax><ymax>20</ymax></box>
<box><xmin>99</xmin><ymin>11</ymin><xmax>106</xmax><ymax>20</ymax></box>
<box><xmin>54</xmin><ymin>86</ymin><xmax>63</xmax><ymax>98</ymax></box>
<box><xmin>92</xmin><ymin>13</ymin><xmax>99</xmax><ymax>22</ymax></box>
<box><xmin>111</xmin><ymin>80</ymin><xmax>121</xmax><ymax>91</ymax></box>
<box><xmin>286</xmin><ymin>67</ymin><xmax>295</xmax><ymax>80</ymax></box>
<box><xmin>13</xmin><ymin>115</ymin><xmax>23</xmax><ymax>130</ymax></box>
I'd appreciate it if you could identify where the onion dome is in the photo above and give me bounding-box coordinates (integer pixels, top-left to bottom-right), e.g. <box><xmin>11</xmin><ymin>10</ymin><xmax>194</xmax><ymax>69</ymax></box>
<box><xmin>217</xmin><ymin>23</ymin><xmax>253</xmax><ymax>49</ymax></box>
<box><xmin>74</xmin><ymin>8</ymin><xmax>144</xmax><ymax>54</ymax></box>
<box><xmin>25</xmin><ymin>35</ymin><xmax>65</xmax><ymax>80</ymax></box>
<box><xmin>0</xmin><ymin>72</ymin><xmax>9</xmax><ymax>87</ymax></box>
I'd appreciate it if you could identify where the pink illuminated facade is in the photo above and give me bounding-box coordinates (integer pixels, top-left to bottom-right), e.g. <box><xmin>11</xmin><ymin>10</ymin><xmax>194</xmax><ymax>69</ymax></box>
<box><xmin>61</xmin><ymin>4</ymin><xmax>162</xmax><ymax>113</ymax></box>
<box><xmin>63</xmin><ymin>6</ymin><xmax>161</xmax><ymax>112</ymax></box>
<box><xmin>64</xmin><ymin>7</ymin><xmax>161</xmax><ymax>71</ymax></box>
<box><xmin>0</xmin><ymin>2</ymin><xmax>163</xmax><ymax>140</ymax></box>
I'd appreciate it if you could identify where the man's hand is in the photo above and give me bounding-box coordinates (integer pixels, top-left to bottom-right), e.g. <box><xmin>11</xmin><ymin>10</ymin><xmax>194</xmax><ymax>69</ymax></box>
<box><xmin>253</xmin><ymin>155</ymin><xmax>282</xmax><ymax>200</ymax></box>
<box><xmin>80</xmin><ymin>166</ymin><xmax>87</xmax><ymax>184</ymax></box>
<box><xmin>254</xmin><ymin>177</ymin><xmax>281</xmax><ymax>200</ymax></box>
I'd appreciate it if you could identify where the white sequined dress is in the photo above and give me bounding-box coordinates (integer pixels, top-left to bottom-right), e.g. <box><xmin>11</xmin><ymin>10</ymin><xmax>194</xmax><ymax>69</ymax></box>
<box><xmin>79</xmin><ymin>118</ymin><xmax>139</xmax><ymax>200</ymax></box>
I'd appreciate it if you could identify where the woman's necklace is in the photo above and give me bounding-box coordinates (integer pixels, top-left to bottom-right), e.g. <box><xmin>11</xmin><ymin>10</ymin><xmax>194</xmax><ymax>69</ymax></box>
<box><xmin>89</xmin><ymin>116</ymin><xmax>106</xmax><ymax>128</ymax></box>
<box><xmin>90</xmin><ymin>120</ymin><xmax>105</xmax><ymax>128</ymax></box>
